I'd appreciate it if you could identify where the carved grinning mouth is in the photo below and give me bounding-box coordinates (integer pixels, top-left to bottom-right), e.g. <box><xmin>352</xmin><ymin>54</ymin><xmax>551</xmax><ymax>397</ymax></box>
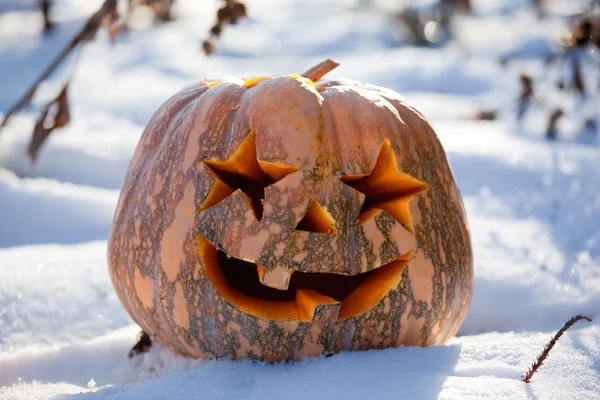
<box><xmin>196</xmin><ymin>128</ymin><xmax>428</xmax><ymax>322</ymax></box>
<box><xmin>197</xmin><ymin>237</ymin><xmax>412</xmax><ymax>322</ymax></box>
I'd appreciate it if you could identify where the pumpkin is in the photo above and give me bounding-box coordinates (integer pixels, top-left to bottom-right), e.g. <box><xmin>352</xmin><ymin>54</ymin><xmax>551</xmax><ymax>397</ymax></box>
<box><xmin>108</xmin><ymin>60</ymin><xmax>473</xmax><ymax>362</ymax></box>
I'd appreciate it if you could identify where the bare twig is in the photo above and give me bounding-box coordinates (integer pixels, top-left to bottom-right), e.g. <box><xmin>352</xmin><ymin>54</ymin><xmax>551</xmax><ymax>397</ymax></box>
<box><xmin>573</xmin><ymin>56</ymin><xmax>585</xmax><ymax>95</ymax></box>
<box><xmin>28</xmin><ymin>83</ymin><xmax>70</xmax><ymax>161</ymax></box>
<box><xmin>301</xmin><ymin>59</ymin><xmax>340</xmax><ymax>82</ymax></box>
<box><xmin>584</xmin><ymin>118</ymin><xmax>597</xmax><ymax>132</ymax></box>
<box><xmin>522</xmin><ymin>315</ymin><xmax>592</xmax><ymax>383</ymax></box>
<box><xmin>441</xmin><ymin>0</ymin><xmax>471</xmax><ymax>13</ymax></box>
<box><xmin>533</xmin><ymin>0</ymin><xmax>545</xmax><ymax>18</ymax></box>
<box><xmin>129</xmin><ymin>0</ymin><xmax>176</xmax><ymax>22</ymax></box>
<box><xmin>202</xmin><ymin>40</ymin><xmax>215</xmax><ymax>55</ymax></box>
<box><xmin>0</xmin><ymin>0</ymin><xmax>118</xmax><ymax>132</ymax></box>
<box><xmin>472</xmin><ymin>109</ymin><xmax>498</xmax><ymax>121</ymax></box>
<box><xmin>148</xmin><ymin>0</ymin><xmax>176</xmax><ymax>21</ymax></box>
<box><xmin>202</xmin><ymin>0</ymin><xmax>247</xmax><ymax>55</ymax></box>
<box><xmin>396</xmin><ymin>9</ymin><xmax>429</xmax><ymax>44</ymax></box>
<box><xmin>128</xmin><ymin>331</ymin><xmax>153</xmax><ymax>358</ymax></box>
<box><xmin>546</xmin><ymin>108</ymin><xmax>564</xmax><ymax>139</ymax></box>
<box><xmin>505</xmin><ymin>10</ymin><xmax>600</xmax><ymax>131</ymax></box>
<box><xmin>570</xmin><ymin>14</ymin><xmax>600</xmax><ymax>48</ymax></box>
<box><xmin>517</xmin><ymin>74</ymin><xmax>534</xmax><ymax>121</ymax></box>
<box><xmin>41</xmin><ymin>0</ymin><xmax>53</xmax><ymax>32</ymax></box>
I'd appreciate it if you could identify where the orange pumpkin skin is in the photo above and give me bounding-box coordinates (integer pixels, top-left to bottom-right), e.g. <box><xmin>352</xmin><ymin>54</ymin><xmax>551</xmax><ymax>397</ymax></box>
<box><xmin>108</xmin><ymin>73</ymin><xmax>473</xmax><ymax>362</ymax></box>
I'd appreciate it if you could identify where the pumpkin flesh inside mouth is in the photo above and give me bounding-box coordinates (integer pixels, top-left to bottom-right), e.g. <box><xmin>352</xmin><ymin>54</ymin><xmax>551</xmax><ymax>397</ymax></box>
<box><xmin>197</xmin><ymin>237</ymin><xmax>410</xmax><ymax>322</ymax></box>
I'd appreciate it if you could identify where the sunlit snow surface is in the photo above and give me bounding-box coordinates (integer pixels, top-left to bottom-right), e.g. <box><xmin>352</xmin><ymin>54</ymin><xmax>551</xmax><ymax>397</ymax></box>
<box><xmin>0</xmin><ymin>0</ymin><xmax>599</xmax><ymax>399</ymax></box>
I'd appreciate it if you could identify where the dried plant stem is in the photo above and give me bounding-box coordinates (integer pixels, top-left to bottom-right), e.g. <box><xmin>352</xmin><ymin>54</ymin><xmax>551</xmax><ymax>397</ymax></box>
<box><xmin>522</xmin><ymin>315</ymin><xmax>592</xmax><ymax>383</ymax></box>
<box><xmin>546</xmin><ymin>108</ymin><xmax>564</xmax><ymax>140</ymax></box>
<box><xmin>573</xmin><ymin>55</ymin><xmax>585</xmax><ymax>95</ymax></box>
<box><xmin>0</xmin><ymin>0</ymin><xmax>117</xmax><ymax>132</ymax></box>
<box><xmin>301</xmin><ymin>59</ymin><xmax>340</xmax><ymax>82</ymax></box>
<box><xmin>517</xmin><ymin>74</ymin><xmax>533</xmax><ymax>121</ymax></box>
<box><xmin>130</xmin><ymin>0</ymin><xmax>176</xmax><ymax>22</ymax></box>
<box><xmin>128</xmin><ymin>330</ymin><xmax>153</xmax><ymax>359</ymax></box>
<box><xmin>41</xmin><ymin>0</ymin><xmax>53</xmax><ymax>32</ymax></box>
<box><xmin>0</xmin><ymin>43</ymin><xmax>77</xmax><ymax>131</ymax></box>
<box><xmin>202</xmin><ymin>0</ymin><xmax>247</xmax><ymax>55</ymax></box>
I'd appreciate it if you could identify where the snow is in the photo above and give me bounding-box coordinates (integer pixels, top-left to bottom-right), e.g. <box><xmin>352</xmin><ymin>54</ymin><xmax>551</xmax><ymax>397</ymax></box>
<box><xmin>0</xmin><ymin>0</ymin><xmax>599</xmax><ymax>399</ymax></box>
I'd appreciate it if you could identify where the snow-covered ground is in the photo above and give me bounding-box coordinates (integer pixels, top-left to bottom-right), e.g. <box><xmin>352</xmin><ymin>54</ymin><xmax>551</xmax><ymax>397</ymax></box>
<box><xmin>1</xmin><ymin>0</ymin><xmax>599</xmax><ymax>398</ymax></box>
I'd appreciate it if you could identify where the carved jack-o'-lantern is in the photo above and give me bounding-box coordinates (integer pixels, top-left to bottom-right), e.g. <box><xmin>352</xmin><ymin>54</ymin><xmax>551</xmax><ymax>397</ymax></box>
<box><xmin>108</xmin><ymin>60</ymin><xmax>473</xmax><ymax>362</ymax></box>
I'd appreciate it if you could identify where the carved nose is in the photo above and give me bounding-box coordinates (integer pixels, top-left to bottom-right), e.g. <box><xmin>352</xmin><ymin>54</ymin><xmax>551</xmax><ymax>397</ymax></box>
<box><xmin>258</xmin><ymin>265</ymin><xmax>292</xmax><ymax>290</ymax></box>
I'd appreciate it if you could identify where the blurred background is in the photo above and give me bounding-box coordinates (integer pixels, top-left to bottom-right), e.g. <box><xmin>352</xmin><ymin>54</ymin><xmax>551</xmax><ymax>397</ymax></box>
<box><xmin>0</xmin><ymin>0</ymin><xmax>598</xmax><ymax>241</ymax></box>
<box><xmin>0</xmin><ymin>0</ymin><xmax>599</xmax><ymax>396</ymax></box>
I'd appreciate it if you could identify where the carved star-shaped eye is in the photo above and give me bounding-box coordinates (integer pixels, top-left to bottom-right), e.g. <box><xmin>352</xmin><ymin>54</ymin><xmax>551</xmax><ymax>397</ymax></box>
<box><xmin>341</xmin><ymin>140</ymin><xmax>429</xmax><ymax>232</ymax></box>
<box><xmin>201</xmin><ymin>128</ymin><xmax>299</xmax><ymax>220</ymax></box>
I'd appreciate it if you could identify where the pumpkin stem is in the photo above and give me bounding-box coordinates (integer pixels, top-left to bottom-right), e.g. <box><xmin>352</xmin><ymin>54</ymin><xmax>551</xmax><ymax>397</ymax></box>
<box><xmin>301</xmin><ymin>59</ymin><xmax>340</xmax><ymax>82</ymax></box>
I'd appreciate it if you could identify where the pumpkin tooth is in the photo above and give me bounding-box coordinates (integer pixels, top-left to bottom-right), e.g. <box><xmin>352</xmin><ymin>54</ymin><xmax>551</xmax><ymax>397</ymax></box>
<box><xmin>296</xmin><ymin>290</ymin><xmax>340</xmax><ymax>322</ymax></box>
<box><xmin>312</xmin><ymin>301</ymin><xmax>342</xmax><ymax>323</ymax></box>
<box><xmin>256</xmin><ymin>265</ymin><xmax>265</xmax><ymax>281</ymax></box>
<box><xmin>259</xmin><ymin>266</ymin><xmax>292</xmax><ymax>290</ymax></box>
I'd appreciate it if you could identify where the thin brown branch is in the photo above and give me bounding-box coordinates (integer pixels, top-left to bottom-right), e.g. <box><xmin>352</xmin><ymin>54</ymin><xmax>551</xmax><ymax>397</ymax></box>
<box><xmin>517</xmin><ymin>73</ymin><xmax>534</xmax><ymax>120</ymax></box>
<box><xmin>133</xmin><ymin>0</ymin><xmax>176</xmax><ymax>22</ymax></box>
<box><xmin>522</xmin><ymin>315</ymin><xmax>592</xmax><ymax>383</ymax></box>
<box><xmin>396</xmin><ymin>9</ymin><xmax>428</xmax><ymax>44</ymax></box>
<box><xmin>301</xmin><ymin>59</ymin><xmax>340</xmax><ymax>82</ymax></box>
<box><xmin>533</xmin><ymin>0</ymin><xmax>545</xmax><ymax>18</ymax></box>
<box><xmin>202</xmin><ymin>0</ymin><xmax>247</xmax><ymax>55</ymax></box>
<box><xmin>0</xmin><ymin>0</ymin><xmax>117</xmax><ymax>132</ymax></box>
<box><xmin>472</xmin><ymin>109</ymin><xmax>497</xmax><ymax>121</ymax></box>
<box><xmin>152</xmin><ymin>0</ymin><xmax>176</xmax><ymax>22</ymax></box>
<box><xmin>573</xmin><ymin>56</ymin><xmax>585</xmax><ymax>95</ymax></box>
<box><xmin>41</xmin><ymin>0</ymin><xmax>53</xmax><ymax>32</ymax></box>
<box><xmin>441</xmin><ymin>0</ymin><xmax>472</xmax><ymax>13</ymax></box>
<box><xmin>27</xmin><ymin>83</ymin><xmax>70</xmax><ymax>162</ymax></box>
<box><xmin>546</xmin><ymin>108</ymin><xmax>564</xmax><ymax>139</ymax></box>
<box><xmin>128</xmin><ymin>330</ymin><xmax>153</xmax><ymax>359</ymax></box>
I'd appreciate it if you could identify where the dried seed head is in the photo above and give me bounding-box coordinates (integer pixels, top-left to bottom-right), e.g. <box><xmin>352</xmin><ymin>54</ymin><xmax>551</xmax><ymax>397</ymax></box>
<box><xmin>202</xmin><ymin>40</ymin><xmax>215</xmax><ymax>55</ymax></box>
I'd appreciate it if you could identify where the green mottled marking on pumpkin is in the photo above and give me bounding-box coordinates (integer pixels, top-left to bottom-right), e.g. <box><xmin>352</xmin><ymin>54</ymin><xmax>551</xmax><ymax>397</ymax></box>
<box><xmin>235</xmin><ymin>315</ymin><xmax>260</xmax><ymax>348</ymax></box>
<box><xmin>356</xmin><ymin>223</ymin><xmax>377</xmax><ymax>275</ymax></box>
<box><xmin>408</xmin><ymin>124</ymin><xmax>469</xmax><ymax>344</ymax></box>
<box><xmin>375</xmin><ymin>212</ymin><xmax>402</xmax><ymax>263</ymax></box>
<box><xmin>257</xmin><ymin>183</ymin><xmax>300</xmax><ymax>270</ymax></box>
<box><xmin>281</xmin><ymin>233</ymin><xmax>302</xmax><ymax>270</ymax></box>
<box><xmin>389</xmin><ymin>287</ymin><xmax>405</xmax><ymax>341</ymax></box>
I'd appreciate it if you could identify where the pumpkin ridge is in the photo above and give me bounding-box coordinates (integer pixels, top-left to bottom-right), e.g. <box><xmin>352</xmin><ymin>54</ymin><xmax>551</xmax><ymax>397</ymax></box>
<box><xmin>321</xmin><ymin>93</ymin><xmax>346</xmax><ymax>176</ymax></box>
<box><xmin>348</xmin><ymin>88</ymin><xmax>389</xmax><ymax>173</ymax></box>
<box><xmin>201</xmin><ymin>81</ymin><xmax>246</xmax><ymax>160</ymax></box>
